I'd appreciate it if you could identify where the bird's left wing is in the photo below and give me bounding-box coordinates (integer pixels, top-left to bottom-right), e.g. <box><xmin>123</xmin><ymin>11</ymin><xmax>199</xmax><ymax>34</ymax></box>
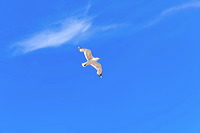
<box><xmin>91</xmin><ymin>62</ymin><xmax>102</xmax><ymax>77</ymax></box>
<box><xmin>78</xmin><ymin>47</ymin><xmax>93</xmax><ymax>60</ymax></box>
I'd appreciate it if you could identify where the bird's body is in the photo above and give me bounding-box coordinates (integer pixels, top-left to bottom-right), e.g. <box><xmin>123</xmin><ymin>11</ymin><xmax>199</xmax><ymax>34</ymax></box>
<box><xmin>82</xmin><ymin>58</ymin><xmax>99</xmax><ymax>66</ymax></box>
<box><xmin>78</xmin><ymin>47</ymin><xmax>102</xmax><ymax>77</ymax></box>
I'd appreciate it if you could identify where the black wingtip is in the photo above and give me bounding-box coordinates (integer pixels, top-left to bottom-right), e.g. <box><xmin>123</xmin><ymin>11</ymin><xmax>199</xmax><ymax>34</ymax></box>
<box><xmin>98</xmin><ymin>73</ymin><xmax>102</xmax><ymax>78</ymax></box>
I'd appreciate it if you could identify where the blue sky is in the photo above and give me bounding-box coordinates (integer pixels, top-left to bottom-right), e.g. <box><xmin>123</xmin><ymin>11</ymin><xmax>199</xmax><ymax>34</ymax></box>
<box><xmin>0</xmin><ymin>0</ymin><xmax>200</xmax><ymax>133</ymax></box>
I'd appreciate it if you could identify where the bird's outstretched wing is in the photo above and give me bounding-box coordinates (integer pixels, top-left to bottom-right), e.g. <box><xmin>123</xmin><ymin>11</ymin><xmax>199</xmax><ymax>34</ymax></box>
<box><xmin>78</xmin><ymin>47</ymin><xmax>93</xmax><ymax>60</ymax></box>
<box><xmin>91</xmin><ymin>62</ymin><xmax>102</xmax><ymax>77</ymax></box>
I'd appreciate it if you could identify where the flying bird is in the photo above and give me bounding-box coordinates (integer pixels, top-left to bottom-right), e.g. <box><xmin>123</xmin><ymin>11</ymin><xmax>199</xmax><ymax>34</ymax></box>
<box><xmin>78</xmin><ymin>47</ymin><xmax>102</xmax><ymax>77</ymax></box>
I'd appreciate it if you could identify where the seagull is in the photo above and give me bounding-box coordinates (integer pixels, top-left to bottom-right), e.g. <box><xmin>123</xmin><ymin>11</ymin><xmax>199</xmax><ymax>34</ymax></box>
<box><xmin>78</xmin><ymin>47</ymin><xmax>102</xmax><ymax>77</ymax></box>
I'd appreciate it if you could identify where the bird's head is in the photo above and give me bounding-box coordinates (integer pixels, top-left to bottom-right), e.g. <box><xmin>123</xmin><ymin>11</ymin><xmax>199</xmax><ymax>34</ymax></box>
<box><xmin>97</xmin><ymin>58</ymin><xmax>101</xmax><ymax>61</ymax></box>
<box><xmin>94</xmin><ymin>57</ymin><xmax>101</xmax><ymax>61</ymax></box>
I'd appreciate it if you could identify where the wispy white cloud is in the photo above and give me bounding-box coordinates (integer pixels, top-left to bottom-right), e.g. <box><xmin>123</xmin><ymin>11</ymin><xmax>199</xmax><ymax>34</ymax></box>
<box><xmin>147</xmin><ymin>1</ymin><xmax>200</xmax><ymax>26</ymax></box>
<box><xmin>12</xmin><ymin>2</ymin><xmax>121</xmax><ymax>54</ymax></box>
<box><xmin>14</xmin><ymin>18</ymin><xmax>92</xmax><ymax>53</ymax></box>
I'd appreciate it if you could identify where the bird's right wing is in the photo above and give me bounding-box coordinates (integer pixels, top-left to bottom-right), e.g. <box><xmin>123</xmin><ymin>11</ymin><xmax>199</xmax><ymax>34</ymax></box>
<box><xmin>78</xmin><ymin>47</ymin><xmax>93</xmax><ymax>60</ymax></box>
<box><xmin>91</xmin><ymin>62</ymin><xmax>102</xmax><ymax>77</ymax></box>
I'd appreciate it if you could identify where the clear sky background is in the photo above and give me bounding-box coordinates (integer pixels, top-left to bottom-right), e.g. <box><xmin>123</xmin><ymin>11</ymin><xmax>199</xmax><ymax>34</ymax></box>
<box><xmin>0</xmin><ymin>0</ymin><xmax>200</xmax><ymax>133</ymax></box>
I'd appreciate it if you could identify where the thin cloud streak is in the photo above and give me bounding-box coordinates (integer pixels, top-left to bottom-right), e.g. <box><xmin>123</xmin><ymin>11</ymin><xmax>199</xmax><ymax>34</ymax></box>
<box><xmin>97</xmin><ymin>24</ymin><xmax>123</xmax><ymax>31</ymax></box>
<box><xmin>147</xmin><ymin>1</ymin><xmax>200</xmax><ymax>26</ymax></box>
<box><xmin>84</xmin><ymin>0</ymin><xmax>92</xmax><ymax>16</ymax></box>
